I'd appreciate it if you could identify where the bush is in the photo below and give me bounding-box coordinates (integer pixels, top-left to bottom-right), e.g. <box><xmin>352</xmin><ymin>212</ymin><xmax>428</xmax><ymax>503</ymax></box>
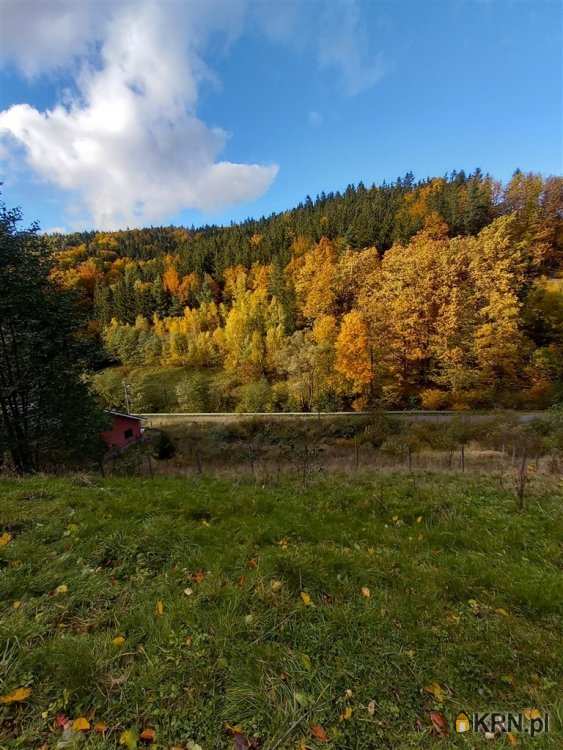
<box><xmin>153</xmin><ymin>431</ymin><xmax>176</xmax><ymax>460</ymax></box>
<box><xmin>90</xmin><ymin>367</ymin><xmax>127</xmax><ymax>411</ymax></box>
<box><xmin>209</xmin><ymin>371</ymin><xmax>238</xmax><ymax>411</ymax></box>
<box><xmin>420</xmin><ymin>389</ymin><xmax>450</xmax><ymax>410</ymax></box>
<box><xmin>176</xmin><ymin>371</ymin><xmax>210</xmax><ymax>412</ymax></box>
<box><xmin>270</xmin><ymin>381</ymin><xmax>290</xmax><ymax>412</ymax></box>
<box><xmin>235</xmin><ymin>380</ymin><xmax>273</xmax><ymax>413</ymax></box>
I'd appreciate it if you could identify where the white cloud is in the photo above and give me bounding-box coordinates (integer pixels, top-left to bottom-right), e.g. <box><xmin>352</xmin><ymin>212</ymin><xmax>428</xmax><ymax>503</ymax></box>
<box><xmin>0</xmin><ymin>0</ymin><xmax>385</xmax><ymax>229</ymax></box>
<box><xmin>0</xmin><ymin>0</ymin><xmax>103</xmax><ymax>77</ymax></box>
<box><xmin>41</xmin><ymin>227</ymin><xmax>67</xmax><ymax>235</ymax></box>
<box><xmin>253</xmin><ymin>0</ymin><xmax>385</xmax><ymax>96</ymax></box>
<box><xmin>0</xmin><ymin>0</ymin><xmax>277</xmax><ymax>229</ymax></box>
<box><xmin>317</xmin><ymin>0</ymin><xmax>385</xmax><ymax>95</ymax></box>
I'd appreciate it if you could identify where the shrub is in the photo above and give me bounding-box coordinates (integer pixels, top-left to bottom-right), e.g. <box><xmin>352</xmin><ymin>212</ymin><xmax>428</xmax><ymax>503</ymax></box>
<box><xmin>153</xmin><ymin>431</ymin><xmax>176</xmax><ymax>460</ymax></box>
<box><xmin>270</xmin><ymin>381</ymin><xmax>290</xmax><ymax>412</ymax></box>
<box><xmin>420</xmin><ymin>388</ymin><xmax>450</xmax><ymax>410</ymax></box>
<box><xmin>176</xmin><ymin>371</ymin><xmax>210</xmax><ymax>412</ymax></box>
<box><xmin>90</xmin><ymin>367</ymin><xmax>127</xmax><ymax>411</ymax></box>
<box><xmin>235</xmin><ymin>380</ymin><xmax>273</xmax><ymax>413</ymax></box>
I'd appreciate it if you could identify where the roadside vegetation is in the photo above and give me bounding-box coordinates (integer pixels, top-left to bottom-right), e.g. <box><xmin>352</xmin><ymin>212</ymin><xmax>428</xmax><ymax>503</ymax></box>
<box><xmin>103</xmin><ymin>411</ymin><xmax>563</xmax><ymax>508</ymax></box>
<box><xmin>1</xmin><ymin>471</ymin><xmax>562</xmax><ymax>749</ymax></box>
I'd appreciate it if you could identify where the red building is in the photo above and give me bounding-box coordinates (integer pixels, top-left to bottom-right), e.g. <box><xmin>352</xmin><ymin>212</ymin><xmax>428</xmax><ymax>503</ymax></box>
<box><xmin>101</xmin><ymin>411</ymin><xmax>143</xmax><ymax>450</ymax></box>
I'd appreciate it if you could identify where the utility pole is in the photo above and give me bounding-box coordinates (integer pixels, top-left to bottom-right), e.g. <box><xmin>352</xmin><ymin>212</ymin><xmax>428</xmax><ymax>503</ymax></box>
<box><xmin>123</xmin><ymin>382</ymin><xmax>131</xmax><ymax>414</ymax></box>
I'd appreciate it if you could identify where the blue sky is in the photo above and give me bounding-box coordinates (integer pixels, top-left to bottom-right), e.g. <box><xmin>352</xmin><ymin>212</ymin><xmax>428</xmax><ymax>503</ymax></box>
<box><xmin>0</xmin><ymin>0</ymin><xmax>561</xmax><ymax>232</ymax></box>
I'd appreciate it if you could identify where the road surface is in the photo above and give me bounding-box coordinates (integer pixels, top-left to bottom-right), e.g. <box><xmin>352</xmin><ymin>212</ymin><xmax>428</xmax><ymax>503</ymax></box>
<box><xmin>137</xmin><ymin>411</ymin><xmax>545</xmax><ymax>428</ymax></box>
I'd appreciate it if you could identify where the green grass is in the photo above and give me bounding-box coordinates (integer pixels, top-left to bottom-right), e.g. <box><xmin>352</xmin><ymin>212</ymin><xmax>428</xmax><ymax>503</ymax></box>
<box><xmin>0</xmin><ymin>472</ymin><xmax>561</xmax><ymax>749</ymax></box>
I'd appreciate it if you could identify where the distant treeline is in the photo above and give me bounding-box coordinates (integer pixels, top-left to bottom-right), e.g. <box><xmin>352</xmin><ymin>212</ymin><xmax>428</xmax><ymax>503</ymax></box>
<box><xmin>48</xmin><ymin>170</ymin><xmax>563</xmax><ymax>412</ymax></box>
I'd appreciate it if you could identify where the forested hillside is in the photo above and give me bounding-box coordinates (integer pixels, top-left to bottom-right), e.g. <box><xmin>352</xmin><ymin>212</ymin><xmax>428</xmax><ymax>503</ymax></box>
<box><xmin>48</xmin><ymin>170</ymin><xmax>563</xmax><ymax>413</ymax></box>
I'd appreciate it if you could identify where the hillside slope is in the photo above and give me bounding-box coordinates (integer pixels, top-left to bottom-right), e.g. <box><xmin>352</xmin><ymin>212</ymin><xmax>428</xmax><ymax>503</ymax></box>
<box><xmin>48</xmin><ymin>170</ymin><xmax>563</xmax><ymax>413</ymax></box>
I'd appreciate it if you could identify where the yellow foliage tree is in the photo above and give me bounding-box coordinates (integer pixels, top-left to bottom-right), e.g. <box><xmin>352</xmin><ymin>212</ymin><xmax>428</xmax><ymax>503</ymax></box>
<box><xmin>335</xmin><ymin>310</ymin><xmax>373</xmax><ymax>406</ymax></box>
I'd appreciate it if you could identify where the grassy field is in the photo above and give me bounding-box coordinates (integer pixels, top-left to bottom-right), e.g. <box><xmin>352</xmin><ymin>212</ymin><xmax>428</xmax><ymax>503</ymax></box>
<box><xmin>0</xmin><ymin>472</ymin><xmax>561</xmax><ymax>749</ymax></box>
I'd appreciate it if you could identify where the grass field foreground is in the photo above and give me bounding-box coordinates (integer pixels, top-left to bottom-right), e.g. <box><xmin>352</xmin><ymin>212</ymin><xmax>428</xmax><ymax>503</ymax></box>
<box><xmin>0</xmin><ymin>472</ymin><xmax>562</xmax><ymax>749</ymax></box>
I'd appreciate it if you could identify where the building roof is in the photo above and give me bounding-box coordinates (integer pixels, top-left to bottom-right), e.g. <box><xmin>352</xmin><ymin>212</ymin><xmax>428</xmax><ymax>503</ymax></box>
<box><xmin>104</xmin><ymin>410</ymin><xmax>144</xmax><ymax>422</ymax></box>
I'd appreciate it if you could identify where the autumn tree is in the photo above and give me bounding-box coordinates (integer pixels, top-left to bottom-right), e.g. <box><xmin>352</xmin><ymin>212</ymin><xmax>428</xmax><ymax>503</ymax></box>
<box><xmin>335</xmin><ymin>310</ymin><xmax>374</xmax><ymax>409</ymax></box>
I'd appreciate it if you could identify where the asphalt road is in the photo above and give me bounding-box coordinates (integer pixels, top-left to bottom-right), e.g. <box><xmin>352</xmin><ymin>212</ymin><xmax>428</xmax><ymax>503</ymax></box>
<box><xmin>137</xmin><ymin>410</ymin><xmax>545</xmax><ymax>428</ymax></box>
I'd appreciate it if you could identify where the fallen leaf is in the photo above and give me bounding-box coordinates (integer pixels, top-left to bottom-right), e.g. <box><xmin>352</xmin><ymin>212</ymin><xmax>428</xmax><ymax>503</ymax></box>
<box><xmin>225</xmin><ymin>724</ymin><xmax>260</xmax><ymax>749</ymax></box>
<box><xmin>183</xmin><ymin>587</ymin><xmax>194</xmax><ymax>597</ymax></box>
<box><xmin>495</xmin><ymin>608</ymin><xmax>509</xmax><ymax>617</ymax></box>
<box><xmin>416</xmin><ymin>516</ymin><xmax>423</xmax><ymax>523</ymax></box>
<box><xmin>234</xmin><ymin>731</ymin><xmax>259</xmax><ymax>749</ymax></box>
<box><xmin>12</xmin><ymin>600</ymin><xmax>21</xmax><ymax>609</ymax></box>
<box><xmin>523</xmin><ymin>708</ymin><xmax>541</xmax><ymax>720</ymax></box>
<box><xmin>120</xmin><ymin>728</ymin><xmax>138</xmax><ymax>749</ymax></box>
<box><xmin>55</xmin><ymin>584</ymin><xmax>68</xmax><ymax>595</ymax></box>
<box><xmin>247</xmin><ymin>558</ymin><xmax>258</xmax><ymax>569</ymax></box>
<box><xmin>0</xmin><ymin>532</ymin><xmax>12</xmax><ymax>546</ymax></box>
<box><xmin>300</xmin><ymin>591</ymin><xmax>312</xmax><ymax>606</ymax></box>
<box><xmin>361</xmin><ymin>586</ymin><xmax>371</xmax><ymax>599</ymax></box>
<box><xmin>367</xmin><ymin>700</ymin><xmax>376</xmax><ymax>715</ymax></box>
<box><xmin>270</xmin><ymin>579</ymin><xmax>283</xmax><ymax>592</ymax></box>
<box><xmin>191</xmin><ymin>570</ymin><xmax>205</xmax><ymax>584</ymax></box>
<box><xmin>0</xmin><ymin>687</ymin><xmax>32</xmax><ymax>704</ymax></box>
<box><xmin>340</xmin><ymin>706</ymin><xmax>352</xmax><ymax>721</ymax></box>
<box><xmin>155</xmin><ymin>600</ymin><xmax>164</xmax><ymax>616</ymax></box>
<box><xmin>237</xmin><ymin>575</ymin><xmax>246</xmax><ymax>588</ymax></box>
<box><xmin>112</xmin><ymin>635</ymin><xmax>126</xmax><ymax>647</ymax></box>
<box><xmin>446</xmin><ymin>612</ymin><xmax>460</xmax><ymax>625</ymax></box>
<box><xmin>139</xmin><ymin>727</ymin><xmax>156</xmax><ymax>743</ymax></box>
<box><xmin>430</xmin><ymin>710</ymin><xmax>449</xmax><ymax>736</ymax></box>
<box><xmin>310</xmin><ymin>724</ymin><xmax>328</xmax><ymax>742</ymax></box>
<box><xmin>185</xmin><ymin>635</ymin><xmax>193</xmax><ymax>647</ymax></box>
<box><xmin>507</xmin><ymin>731</ymin><xmax>518</xmax><ymax>746</ymax></box>
<box><xmin>73</xmin><ymin>717</ymin><xmax>90</xmax><ymax>732</ymax></box>
<box><xmin>424</xmin><ymin>682</ymin><xmax>446</xmax><ymax>703</ymax></box>
<box><xmin>94</xmin><ymin>722</ymin><xmax>108</xmax><ymax>734</ymax></box>
<box><xmin>56</xmin><ymin>714</ymin><xmax>69</xmax><ymax>728</ymax></box>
